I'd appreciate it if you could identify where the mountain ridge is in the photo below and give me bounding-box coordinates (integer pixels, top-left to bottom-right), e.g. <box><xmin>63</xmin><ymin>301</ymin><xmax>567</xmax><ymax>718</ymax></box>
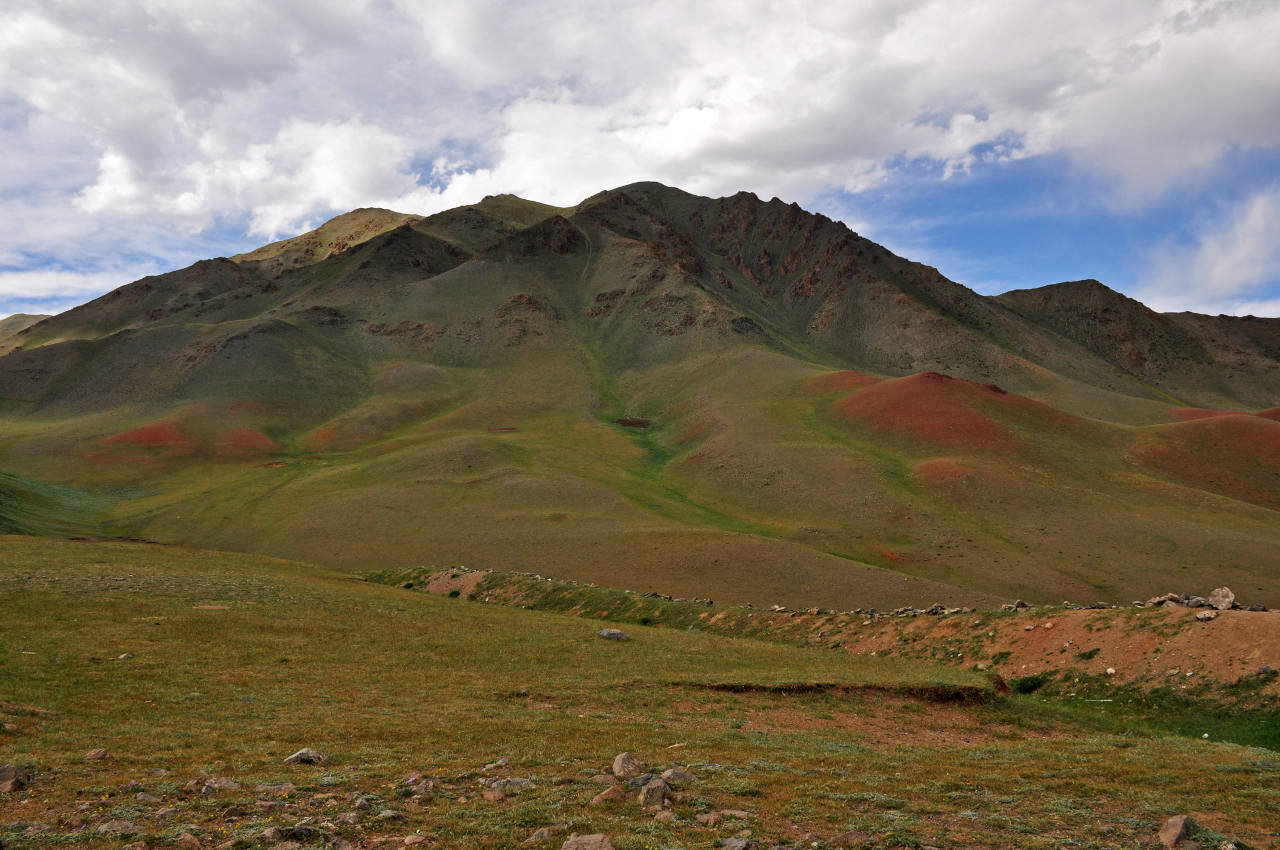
<box><xmin>0</xmin><ymin>182</ymin><xmax>1276</xmax><ymax>609</ymax></box>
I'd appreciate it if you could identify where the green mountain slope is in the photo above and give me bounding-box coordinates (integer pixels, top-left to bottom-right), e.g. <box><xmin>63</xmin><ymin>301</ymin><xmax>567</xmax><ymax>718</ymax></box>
<box><xmin>0</xmin><ymin>183</ymin><xmax>1276</xmax><ymax>608</ymax></box>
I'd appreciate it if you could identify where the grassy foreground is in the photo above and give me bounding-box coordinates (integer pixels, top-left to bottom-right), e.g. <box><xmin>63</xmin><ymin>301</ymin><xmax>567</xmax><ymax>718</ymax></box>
<box><xmin>2</xmin><ymin>537</ymin><xmax>1277</xmax><ymax>849</ymax></box>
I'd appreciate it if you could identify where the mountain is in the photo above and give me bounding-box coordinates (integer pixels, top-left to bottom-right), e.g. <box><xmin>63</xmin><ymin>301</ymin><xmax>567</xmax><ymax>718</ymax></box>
<box><xmin>0</xmin><ymin>182</ymin><xmax>1277</xmax><ymax>609</ymax></box>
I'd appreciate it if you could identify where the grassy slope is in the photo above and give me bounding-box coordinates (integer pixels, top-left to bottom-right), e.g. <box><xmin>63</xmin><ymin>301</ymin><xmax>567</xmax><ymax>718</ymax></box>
<box><xmin>2</xmin><ymin>537</ymin><xmax>1277</xmax><ymax>850</ymax></box>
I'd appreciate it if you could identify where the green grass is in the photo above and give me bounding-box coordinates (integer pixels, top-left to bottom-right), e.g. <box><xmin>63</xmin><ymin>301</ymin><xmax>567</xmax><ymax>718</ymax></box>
<box><xmin>4</xmin><ymin>538</ymin><xmax>1275</xmax><ymax>849</ymax></box>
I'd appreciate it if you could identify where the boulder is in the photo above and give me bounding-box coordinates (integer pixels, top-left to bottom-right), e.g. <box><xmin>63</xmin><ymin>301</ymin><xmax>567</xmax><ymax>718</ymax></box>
<box><xmin>84</xmin><ymin>748</ymin><xmax>110</xmax><ymax>761</ymax></box>
<box><xmin>1195</xmin><ymin>610</ymin><xmax>1217</xmax><ymax>622</ymax></box>
<box><xmin>1208</xmin><ymin>587</ymin><xmax>1236</xmax><ymax>610</ymax></box>
<box><xmin>612</xmin><ymin>752</ymin><xmax>645</xmax><ymax>778</ymax></box>
<box><xmin>283</xmin><ymin>748</ymin><xmax>326</xmax><ymax>765</ymax></box>
<box><xmin>599</xmin><ymin>629</ymin><xmax>629</xmax><ymax>641</ymax></box>
<box><xmin>376</xmin><ymin>810</ymin><xmax>408</xmax><ymax>823</ymax></box>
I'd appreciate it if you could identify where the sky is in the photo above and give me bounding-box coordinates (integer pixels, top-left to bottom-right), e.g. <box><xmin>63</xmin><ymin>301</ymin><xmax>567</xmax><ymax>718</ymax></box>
<box><xmin>1</xmin><ymin>0</ymin><xmax>1279</xmax><ymax>319</ymax></box>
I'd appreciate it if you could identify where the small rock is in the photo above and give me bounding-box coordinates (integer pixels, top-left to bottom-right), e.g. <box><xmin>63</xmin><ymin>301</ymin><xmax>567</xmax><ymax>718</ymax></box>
<box><xmin>589</xmin><ymin>785</ymin><xmax>625</xmax><ymax>805</ymax></box>
<box><xmin>1160</xmin><ymin>815</ymin><xmax>1195</xmax><ymax>849</ymax></box>
<box><xmin>1208</xmin><ymin>587</ymin><xmax>1236</xmax><ymax>610</ymax></box>
<box><xmin>136</xmin><ymin>792</ymin><xmax>162</xmax><ymax>803</ymax></box>
<box><xmin>654</xmin><ymin>809</ymin><xmax>676</xmax><ymax>823</ymax></box>
<box><xmin>122</xmin><ymin>843</ymin><xmax>148</xmax><ymax>850</ymax></box>
<box><xmin>97</xmin><ymin>820</ymin><xmax>138</xmax><ymax>835</ymax></box>
<box><xmin>117</xmin><ymin>652</ymin><xmax>135</xmax><ymax>660</ymax></box>
<box><xmin>261</xmin><ymin>826</ymin><xmax>285</xmax><ymax>842</ymax></box>
<box><xmin>332</xmin><ymin>840</ymin><xmax>353</xmax><ymax>850</ymax></box>
<box><xmin>336</xmin><ymin>812</ymin><xmax>359</xmax><ymax>824</ymax></box>
<box><xmin>482</xmin><ymin>787</ymin><xmax>505</xmax><ymax>802</ymax></box>
<box><xmin>353</xmin><ymin>797</ymin><xmax>373</xmax><ymax>811</ymax></box>
<box><xmin>221</xmin><ymin>805</ymin><xmax>246</xmax><ymax>819</ymax></box>
<box><xmin>661</xmin><ymin>767</ymin><xmax>697</xmax><ymax>787</ymax></box>
<box><xmin>404</xmin><ymin>838</ymin><xmax>427</xmax><ymax>847</ymax></box>
<box><xmin>1196</xmin><ymin>610</ymin><xmax>1217</xmax><ymax>621</ymax></box>
<box><xmin>696</xmin><ymin>812</ymin><xmax>724</xmax><ymax>827</ymax></box>
<box><xmin>1106</xmin><ymin>667</ymin><xmax>1117</xmax><ymax>675</ymax></box>
<box><xmin>486</xmin><ymin>777</ymin><xmax>534</xmax><ymax>793</ymax></box>
<box><xmin>283</xmin><ymin>748</ymin><xmax>326</xmax><ymax>765</ymax></box>
<box><xmin>720</xmin><ymin>839</ymin><xmax>760</xmax><ymax>850</ymax></box>
<box><xmin>287</xmin><ymin>822</ymin><xmax>317</xmax><ymax>841</ymax></box>
<box><xmin>598</xmin><ymin>629</ymin><xmax>629</xmax><ymax>641</ymax></box>
<box><xmin>85</xmin><ymin>748</ymin><xmax>111</xmax><ymax>761</ymax></box>
<box><xmin>202</xmin><ymin>776</ymin><xmax>239</xmax><ymax>793</ymax></box>
<box><xmin>524</xmin><ymin>824</ymin><xmax>568</xmax><ymax>844</ymax></box>
<box><xmin>176</xmin><ymin>833</ymin><xmax>201</xmax><ymax>848</ymax></box>
<box><xmin>611</xmin><ymin>752</ymin><xmax>645</xmax><ymax>779</ymax></box>
<box><xmin>0</xmin><ymin>764</ymin><xmax>30</xmax><ymax>793</ymax></box>
<box><xmin>590</xmin><ymin>773</ymin><xmax>617</xmax><ymax>784</ymax></box>
<box><xmin>1187</xmin><ymin>597</ymin><xmax>1208</xmax><ymax>608</ymax></box>
<box><xmin>626</xmin><ymin>772</ymin><xmax>659</xmax><ymax>788</ymax></box>
<box><xmin>377</xmin><ymin>810</ymin><xmax>408</xmax><ymax>823</ymax></box>
<box><xmin>637</xmin><ymin>778</ymin><xmax>670</xmax><ymax>808</ymax></box>
<box><xmin>561</xmin><ymin>835</ymin><xmax>616</xmax><ymax>850</ymax></box>
<box><xmin>154</xmin><ymin>806</ymin><xmax>179</xmax><ymax>819</ymax></box>
<box><xmin>831</xmin><ymin>829</ymin><xmax>872</xmax><ymax>847</ymax></box>
<box><xmin>720</xmin><ymin>809</ymin><xmax>755</xmax><ymax>820</ymax></box>
<box><xmin>257</xmin><ymin>781</ymin><xmax>297</xmax><ymax>796</ymax></box>
<box><xmin>484</xmin><ymin>757</ymin><xmax>510</xmax><ymax>770</ymax></box>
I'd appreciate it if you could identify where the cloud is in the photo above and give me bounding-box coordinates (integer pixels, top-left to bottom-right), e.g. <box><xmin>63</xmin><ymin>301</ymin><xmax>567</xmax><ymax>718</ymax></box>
<box><xmin>1138</xmin><ymin>186</ymin><xmax>1280</xmax><ymax>314</ymax></box>
<box><xmin>0</xmin><ymin>0</ymin><xmax>1278</xmax><ymax>312</ymax></box>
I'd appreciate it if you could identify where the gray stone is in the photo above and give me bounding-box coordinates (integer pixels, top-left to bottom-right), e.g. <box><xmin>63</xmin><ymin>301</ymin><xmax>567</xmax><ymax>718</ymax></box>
<box><xmin>96</xmin><ymin>820</ymin><xmax>138</xmax><ymax>835</ymax></box>
<box><xmin>1196</xmin><ymin>610</ymin><xmax>1218</xmax><ymax>621</ymax></box>
<box><xmin>720</xmin><ymin>839</ymin><xmax>760</xmax><ymax>850</ymax></box>
<box><xmin>376</xmin><ymin>809</ymin><xmax>407</xmax><ymax>823</ymax></box>
<box><xmin>611</xmin><ymin>752</ymin><xmax>645</xmax><ymax>778</ymax></box>
<box><xmin>135</xmin><ymin>792</ymin><xmax>161</xmax><ymax>803</ymax></box>
<box><xmin>661</xmin><ymin>767</ymin><xmax>697</xmax><ymax>787</ymax></box>
<box><xmin>202</xmin><ymin>777</ymin><xmax>239</xmax><ymax>793</ymax></box>
<box><xmin>636</xmin><ymin>778</ymin><xmax>670</xmax><ymax>808</ymax></box>
<box><xmin>1208</xmin><ymin>587</ymin><xmax>1236</xmax><ymax>610</ymax></box>
<box><xmin>84</xmin><ymin>748</ymin><xmax>111</xmax><ymax>761</ymax></box>
<box><xmin>598</xmin><ymin>629</ymin><xmax>629</xmax><ymax>641</ymax></box>
<box><xmin>486</xmin><ymin>777</ymin><xmax>534</xmax><ymax>793</ymax></box>
<box><xmin>696</xmin><ymin>812</ymin><xmax>724</xmax><ymax>826</ymax></box>
<box><xmin>524</xmin><ymin>823</ymin><xmax>568</xmax><ymax>844</ymax></box>
<box><xmin>283</xmin><ymin>748</ymin><xmax>326</xmax><ymax>765</ymax></box>
<box><xmin>261</xmin><ymin>826</ymin><xmax>285</xmax><ymax>842</ymax></box>
<box><xmin>626</xmin><ymin>773</ymin><xmax>659</xmax><ymax>788</ymax></box>
<box><xmin>1159</xmin><ymin>815</ymin><xmax>1195</xmax><ymax>848</ymax></box>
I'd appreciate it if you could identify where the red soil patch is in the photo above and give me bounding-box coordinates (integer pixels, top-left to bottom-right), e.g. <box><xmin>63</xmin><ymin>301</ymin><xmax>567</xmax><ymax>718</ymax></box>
<box><xmin>300</xmin><ymin>425</ymin><xmax>339</xmax><ymax>452</ymax></box>
<box><xmin>102</xmin><ymin>421</ymin><xmax>192</xmax><ymax>448</ymax></box>
<box><xmin>1169</xmin><ymin>407</ymin><xmax>1243</xmax><ymax>421</ymax></box>
<box><xmin>214</xmin><ymin>428</ymin><xmax>279</xmax><ymax>456</ymax></box>
<box><xmin>801</xmin><ymin>369</ymin><xmax>879</xmax><ymax>394</ymax></box>
<box><xmin>1131</xmin><ymin>415</ymin><xmax>1280</xmax><ymax>509</ymax></box>
<box><xmin>834</xmin><ymin>372</ymin><xmax>1025</xmax><ymax>452</ymax></box>
<box><xmin>1257</xmin><ymin>407</ymin><xmax>1280</xmax><ymax>422</ymax></box>
<box><xmin>673</xmin><ymin>422</ymin><xmax>710</xmax><ymax>444</ymax></box>
<box><xmin>912</xmin><ymin>458</ymin><xmax>976</xmax><ymax>486</ymax></box>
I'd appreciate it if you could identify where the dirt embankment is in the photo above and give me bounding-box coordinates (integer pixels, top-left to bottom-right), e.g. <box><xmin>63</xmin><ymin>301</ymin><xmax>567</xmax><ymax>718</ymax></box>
<box><xmin>404</xmin><ymin>568</ymin><xmax>1280</xmax><ymax>696</ymax></box>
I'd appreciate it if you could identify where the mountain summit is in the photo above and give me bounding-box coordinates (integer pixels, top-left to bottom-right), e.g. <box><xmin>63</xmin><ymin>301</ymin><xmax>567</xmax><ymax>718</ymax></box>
<box><xmin>2</xmin><ymin>183</ymin><xmax>1277</xmax><ymax>608</ymax></box>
